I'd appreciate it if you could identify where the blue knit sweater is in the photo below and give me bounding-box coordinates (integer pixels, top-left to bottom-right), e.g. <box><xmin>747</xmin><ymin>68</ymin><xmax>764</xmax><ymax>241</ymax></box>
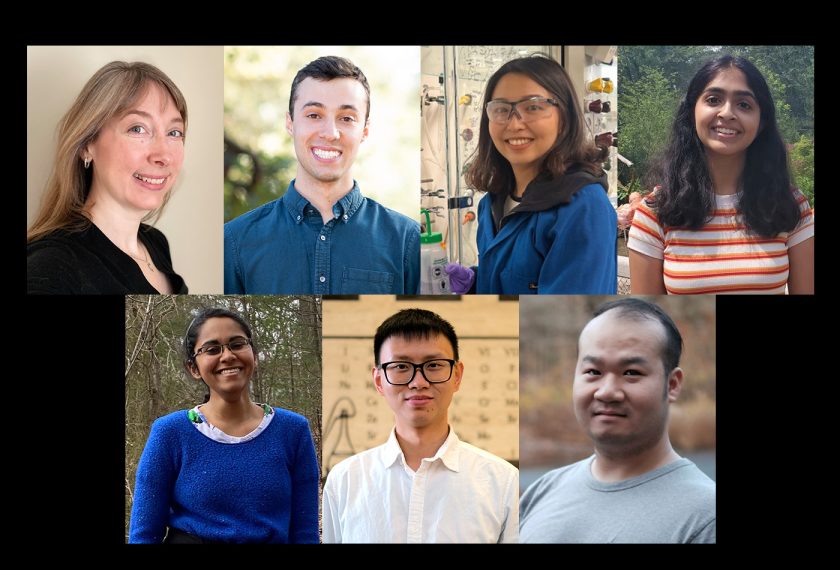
<box><xmin>128</xmin><ymin>407</ymin><xmax>320</xmax><ymax>543</ymax></box>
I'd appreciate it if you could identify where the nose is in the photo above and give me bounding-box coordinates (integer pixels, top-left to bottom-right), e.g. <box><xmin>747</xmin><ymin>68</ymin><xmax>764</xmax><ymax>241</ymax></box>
<box><xmin>148</xmin><ymin>135</ymin><xmax>172</xmax><ymax>167</ymax></box>
<box><xmin>218</xmin><ymin>345</ymin><xmax>237</xmax><ymax>360</ymax></box>
<box><xmin>717</xmin><ymin>100</ymin><xmax>736</xmax><ymax>121</ymax></box>
<box><xmin>593</xmin><ymin>374</ymin><xmax>625</xmax><ymax>403</ymax></box>
<box><xmin>506</xmin><ymin>107</ymin><xmax>526</xmax><ymax>127</ymax></box>
<box><xmin>407</xmin><ymin>367</ymin><xmax>431</xmax><ymax>388</ymax></box>
<box><xmin>320</xmin><ymin>121</ymin><xmax>341</xmax><ymax>141</ymax></box>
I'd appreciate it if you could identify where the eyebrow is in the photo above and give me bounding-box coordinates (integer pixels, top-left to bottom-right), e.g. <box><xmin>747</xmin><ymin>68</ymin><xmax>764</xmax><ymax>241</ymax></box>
<box><xmin>300</xmin><ymin>101</ymin><xmax>360</xmax><ymax>113</ymax></box>
<box><xmin>491</xmin><ymin>95</ymin><xmax>547</xmax><ymax>102</ymax></box>
<box><xmin>390</xmin><ymin>353</ymin><xmax>449</xmax><ymax>361</ymax></box>
<box><xmin>580</xmin><ymin>355</ymin><xmax>651</xmax><ymax>367</ymax></box>
<box><xmin>198</xmin><ymin>335</ymin><xmax>248</xmax><ymax>346</ymax></box>
<box><xmin>122</xmin><ymin>109</ymin><xmax>185</xmax><ymax>125</ymax></box>
<box><xmin>703</xmin><ymin>87</ymin><xmax>756</xmax><ymax>99</ymax></box>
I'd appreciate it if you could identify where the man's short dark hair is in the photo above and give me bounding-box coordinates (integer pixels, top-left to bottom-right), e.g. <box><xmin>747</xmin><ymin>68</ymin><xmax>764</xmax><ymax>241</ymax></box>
<box><xmin>288</xmin><ymin>55</ymin><xmax>370</xmax><ymax>120</ymax></box>
<box><xmin>373</xmin><ymin>309</ymin><xmax>459</xmax><ymax>365</ymax></box>
<box><xmin>592</xmin><ymin>298</ymin><xmax>683</xmax><ymax>374</ymax></box>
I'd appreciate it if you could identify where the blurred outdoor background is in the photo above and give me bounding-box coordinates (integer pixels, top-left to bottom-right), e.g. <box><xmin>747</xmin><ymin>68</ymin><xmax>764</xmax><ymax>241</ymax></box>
<box><xmin>124</xmin><ymin>294</ymin><xmax>322</xmax><ymax>541</ymax></box>
<box><xmin>617</xmin><ymin>45</ymin><xmax>814</xmax><ymax>209</ymax></box>
<box><xmin>224</xmin><ymin>46</ymin><xmax>420</xmax><ymax>222</ymax></box>
<box><xmin>519</xmin><ymin>295</ymin><xmax>715</xmax><ymax>492</ymax></box>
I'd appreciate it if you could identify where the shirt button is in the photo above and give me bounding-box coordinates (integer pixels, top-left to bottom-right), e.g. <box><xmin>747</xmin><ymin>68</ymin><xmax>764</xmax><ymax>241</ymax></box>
<box><xmin>343</xmin><ymin>214</ymin><xmax>349</xmax><ymax>221</ymax></box>
<box><xmin>296</xmin><ymin>215</ymin><xmax>301</xmax><ymax>221</ymax></box>
<box><xmin>319</xmin><ymin>276</ymin><xmax>326</xmax><ymax>283</ymax></box>
<box><xmin>320</xmin><ymin>235</ymin><xmax>326</xmax><ymax>241</ymax></box>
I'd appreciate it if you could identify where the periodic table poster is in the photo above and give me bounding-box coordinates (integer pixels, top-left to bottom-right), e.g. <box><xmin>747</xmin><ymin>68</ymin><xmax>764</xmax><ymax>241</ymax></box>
<box><xmin>322</xmin><ymin>296</ymin><xmax>518</xmax><ymax>478</ymax></box>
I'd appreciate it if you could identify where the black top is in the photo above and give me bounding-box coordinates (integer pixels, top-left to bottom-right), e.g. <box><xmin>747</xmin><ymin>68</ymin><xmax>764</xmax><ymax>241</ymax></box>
<box><xmin>27</xmin><ymin>223</ymin><xmax>188</xmax><ymax>295</ymax></box>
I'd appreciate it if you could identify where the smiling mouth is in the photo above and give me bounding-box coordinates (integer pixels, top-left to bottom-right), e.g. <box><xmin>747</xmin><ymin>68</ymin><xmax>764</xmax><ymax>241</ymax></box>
<box><xmin>712</xmin><ymin>126</ymin><xmax>739</xmax><ymax>136</ymax></box>
<box><xmin>505</xmin><ymin>138</ymin><xmax>533</xmax><ymax>146</ymax></box>
<box><xmin>133</xmin><ymin>173</ymin><xmax>168</xmax><ymax>186</ymax></box>
<box><xmin>216</xmin><ymin>367</ymin><xmax>243</xmax><ymax>376</ymax></box>
<box><xmin>312</xmin><ymin>148</ymin><xmax>342</xmax><ymax>161</ymax></box>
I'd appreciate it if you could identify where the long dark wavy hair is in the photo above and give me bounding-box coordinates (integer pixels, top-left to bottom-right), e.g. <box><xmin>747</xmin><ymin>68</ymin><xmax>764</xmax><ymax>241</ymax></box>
<box><xmin>648</xmin><ymin>55</ymin><xmax>800</xmax><ymax>237</ymax></box>
<box><xmin>465</xmin><ymin>55</ymin><xmax>607</xmax><ymax>196</ymax></box>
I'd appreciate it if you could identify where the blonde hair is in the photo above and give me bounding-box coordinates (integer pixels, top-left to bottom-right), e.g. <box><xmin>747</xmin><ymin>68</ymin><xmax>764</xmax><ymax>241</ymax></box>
<box><xmin>27</xmin><ymin>61</ymin><xmax>188</xmax><ymax>243</ymax></box>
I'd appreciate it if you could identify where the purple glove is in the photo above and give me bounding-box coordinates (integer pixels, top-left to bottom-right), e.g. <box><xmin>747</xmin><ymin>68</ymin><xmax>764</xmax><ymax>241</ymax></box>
<box><xmin>445</xmin><ymin>263</ymin><xmax>475</xmax><ymax>294</ymax></box>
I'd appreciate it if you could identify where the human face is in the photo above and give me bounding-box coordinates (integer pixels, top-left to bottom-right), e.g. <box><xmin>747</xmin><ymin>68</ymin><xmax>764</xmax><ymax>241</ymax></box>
<box><xmin>189</xmin><ymin>317</ymin><xmax>255</xmax><ymax>399</ymax></box>
<box><xmin>488</xmin><ymin>73</ymin><xmax>560</xmax><ymax>183</ymax></box>
<box><xmin>374</xmin><ymin>333</ymin><xmax>463</xmax><ymax>433</ymax></box>
<box><xmin>572</xmin><ymin>312</ymin><xmax>682</xmax><ymax>456</ymax></box>
<box><xmin>85</xmin><ymin>83</ymin><xmax>185</xmax><ymax>215</ymax></box>
<box><xmin>286</xmin><ymin>77</ymin><xmax>369</xmax><ymax>191</ymax></box>
<box><xmin>694</xmin><ymin>67</ymin><xmax>761</xmax><ymax>160</ymax></box>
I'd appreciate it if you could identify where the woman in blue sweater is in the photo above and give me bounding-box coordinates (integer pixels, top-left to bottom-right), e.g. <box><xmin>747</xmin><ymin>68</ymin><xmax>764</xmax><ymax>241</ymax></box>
<box><xmin>128</xmin><ymin>308</ymin><xmax>320</xmax><ymax>543</ymax></box>
<box><xmin>446</xmin><ymin>55</ymin><xmax>617</xmax><ymax>294</ymax></box>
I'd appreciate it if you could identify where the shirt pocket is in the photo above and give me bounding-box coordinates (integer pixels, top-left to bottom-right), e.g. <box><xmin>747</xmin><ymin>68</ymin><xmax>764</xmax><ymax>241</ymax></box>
<box><xmin>499</xmin><ymin>268</ymin><xmax>539</xmax><ymax>295</ymax></box>
<box><xmin>340</xmin><ymin>267</ymin><xmax>396</xmax><ymax>294</ymax></box>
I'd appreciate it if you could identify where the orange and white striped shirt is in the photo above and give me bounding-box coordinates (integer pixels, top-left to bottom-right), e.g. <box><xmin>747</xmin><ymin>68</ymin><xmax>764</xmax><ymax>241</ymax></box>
<box><xmin>628</xmin><ymin>189</ymin><xmax>814</xmax><ymax>294</ymax></box>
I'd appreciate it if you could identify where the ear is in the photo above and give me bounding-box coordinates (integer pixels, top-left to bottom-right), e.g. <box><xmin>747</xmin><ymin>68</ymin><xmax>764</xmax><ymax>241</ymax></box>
<box><xmin>187</xmin><ymin>361</ymin><xmax>202</xmax><ymax>380</ymax></box>
<box><xmin>667</xmin><ymin>367</ymin><xmax>684</xmax><ymax>403</ymax></box>
<box><xmin>373</xmin><ymin>365</ymin><xmax>385</xmax><ymax>395</ymax></box>
<box><xmin>451</xmin><ymin>361</ymin><xmax>464</xmax><ymax>393</ymax></box>
<box><xmin>361</xmin><ymin>119</ymin><xmax>369</xmax><ymax>143</ymax></box>
<box><xmin>285</xmin><ymin>111</ymin><xmax>294</xmax><ymax>136</ymax></box>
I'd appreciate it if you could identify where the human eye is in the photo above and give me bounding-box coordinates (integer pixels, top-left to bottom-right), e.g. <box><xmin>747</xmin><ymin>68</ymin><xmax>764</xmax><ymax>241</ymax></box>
<box><xmin>623</xmin><ymin>369</ymin><xmax>642</xmax><ymax>377</ymax></box>
<box><xmin>704</xmin><ymin>95</ymin><xmax>721</xmax><ymax>106</ymax></box>
<box><xmin>424</xmin><ymin>360</ymin><xmax>445</xmax><ymax>370</ymax></box>
<box><xmin>229</xmin><ymin>339</ymin><xmax>249</xmax><ymax>351</ymax></box>
<box><xmin>168</xmin><ymin>128</ymin><xmax>185</xmax><ymax>138</ymax></box>
<box><xmin>583</xmin><ymin>368</ymin><xmax>601</xmax><ymax>377</ymax></box>
<box><xmin>738</xmin><ymin>100</ymin><xmax>753</xmax><ymax>111</ymax></box>
<box><xmin>200</xmin><ymin>345</ymin><xmax>222</xmax><ymax>356</ymax></box>
<box><xmin>128</xmin><ymin>125</ymin><xmax>148</xmax><ymax>135</ymax></box>
<box><xmin>339</xmin><ymin>115</ymin><xmax>357</xmax><ymax>123</ymax></box>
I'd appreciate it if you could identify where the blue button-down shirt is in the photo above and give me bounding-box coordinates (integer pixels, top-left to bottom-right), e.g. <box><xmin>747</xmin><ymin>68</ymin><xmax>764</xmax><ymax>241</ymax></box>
<box><xmin>224</xmin><ymin>181</ymin><xmax>420</xmax><ymax>294</ymax></box>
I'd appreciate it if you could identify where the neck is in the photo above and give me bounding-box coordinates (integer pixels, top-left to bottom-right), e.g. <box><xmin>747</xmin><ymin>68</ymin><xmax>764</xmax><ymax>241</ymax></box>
<box><xmin>706</xmin><ymin>151</ymin><xmax>746</xmax><ymax>195</ymax></box>
<box><xmin>394</xmin><ymin>422</ymin><xmax>450</xmax><ymax>471</ymax></box>
<box><xmin>293</xmin><ymin>174</ymin><xmax>354</xmax><ymax>224</ymax></box>
<box><xmin>202</xmin><ymin>394</ymin><xmax>259</xmax><ymax>422</ymax></box>
<box><xmin>84</xmin><ymin>191</ymin><xmax>146</xmax><ymax>254</ymax></box>
<box><xmin>511</xmin><ymin>165</ymin><xmax>539</xmax><ymax>198</ymax></box>
<box><xmin>591</xmin><ymin>435</ymin><xmax>680</xmax><ymax>483</ymax></box>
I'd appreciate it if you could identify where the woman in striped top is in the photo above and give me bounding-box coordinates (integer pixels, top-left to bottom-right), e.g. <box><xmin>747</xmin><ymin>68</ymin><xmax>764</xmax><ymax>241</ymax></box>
<box><xmin>628</xmin><ymin>55</ymin><xmax>814</xmax><ymax>294</ymax></box>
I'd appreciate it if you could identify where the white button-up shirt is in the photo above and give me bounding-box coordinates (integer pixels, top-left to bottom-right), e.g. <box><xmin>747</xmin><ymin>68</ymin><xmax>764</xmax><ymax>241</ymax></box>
<box><xmin>322</xmin><ymin>428</ymin><xmax>519</xmax><ymax>543</ymax></box>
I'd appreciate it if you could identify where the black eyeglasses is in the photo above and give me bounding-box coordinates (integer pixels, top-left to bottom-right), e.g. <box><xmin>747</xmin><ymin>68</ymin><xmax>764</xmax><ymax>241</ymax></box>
<box><xmin>378</xmin><ymin>359</ymin><xmax>457</xmax><ymax>385</ymax></box>
<box><xmin>194</xmin><ymin>338</ymin><xmax>252</xmax><ymax>358</ymax></box>
<box><xmin>485</xmin><ymin>96</ymin><xmax>560</xmax><ymax>124</ymax></box>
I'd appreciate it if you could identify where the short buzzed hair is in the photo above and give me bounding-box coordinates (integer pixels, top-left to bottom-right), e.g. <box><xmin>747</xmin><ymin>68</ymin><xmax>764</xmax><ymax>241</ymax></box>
<box><xmin>591</xmin><ymin>298</ymin><xmax>683</xmax><ymax>374</ymax></box>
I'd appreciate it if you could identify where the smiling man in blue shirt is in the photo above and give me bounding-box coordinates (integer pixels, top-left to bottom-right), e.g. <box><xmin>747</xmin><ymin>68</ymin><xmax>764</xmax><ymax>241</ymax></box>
<box><xmin>224</xmin><ymin>56</ymin><xmax>420</xmax><ymax>294</ymax></box>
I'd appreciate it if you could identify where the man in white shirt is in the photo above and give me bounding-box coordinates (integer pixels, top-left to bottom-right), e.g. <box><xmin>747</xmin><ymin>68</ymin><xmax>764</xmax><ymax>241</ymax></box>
<box><xmin>322</xmin><ymin>308</ymin><xmax>519</xmax><ymax>543</ymax></box>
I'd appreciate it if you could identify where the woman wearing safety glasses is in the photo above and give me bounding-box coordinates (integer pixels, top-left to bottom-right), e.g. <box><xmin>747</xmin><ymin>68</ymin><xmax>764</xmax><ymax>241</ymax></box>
<box><xmin>128</xmin><ymin>308</ymin><xmax>319</xmax><ymax>543</ymax></box>
<box><xmin>446</xmin><ymin>55</ymin><xmax>617</xmax><ymax>294</ymax></box>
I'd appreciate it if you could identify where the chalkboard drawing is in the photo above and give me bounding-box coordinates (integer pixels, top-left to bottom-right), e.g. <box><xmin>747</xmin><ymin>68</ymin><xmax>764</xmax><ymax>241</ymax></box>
<box><xmin>323</xmin><ymin>396</ymin><xmax>357</xmax><ymax>477</ymax></box>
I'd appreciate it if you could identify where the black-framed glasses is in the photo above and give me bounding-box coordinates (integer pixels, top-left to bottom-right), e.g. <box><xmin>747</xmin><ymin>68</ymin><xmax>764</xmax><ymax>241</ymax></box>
<box><xmin>485</xmin><ymin>96</ymin><xmax>560</xmax><ymax>124</ymax></box>
<box><xmin>194</xmin><ymin>338</ymin><xmax>252</xmax><ymax>358</ymax></box>
<box><xmin>379</xmin><ymin>359</ymin><xmax>457</xmax><ymax>385</ymax></box>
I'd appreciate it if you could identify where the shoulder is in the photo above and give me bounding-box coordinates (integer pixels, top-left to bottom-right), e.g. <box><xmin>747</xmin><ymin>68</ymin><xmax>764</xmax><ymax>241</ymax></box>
<box><xmin>456</xmin><ymin>440</ymin><xmax>518</xmax><ymax>477</ymax></box>
<box><xmin>151</xmin><ymin>409</ymin><xmax>190</xmax><ymax>432</ymax></box>
<box><xmin>360</xmin><ymin>197</ymin><xmax>420</xmax><ymax>231</ymax></box>
<box><xmin>270</xmin><ymin>407</ymin><xmax>311</xmax><ymax>430</ymax></box>
<box><xmin>27</xmin><ymin>232</ymin><xmax>86</xmax><ymax>293</ymax></box>
<box><xmin>524</xmin><ymin>459</ymin><xmax>586</xmax><ymax>495</ymax></box>
<box><xmin>225</xmin><ymin>198</ymin><xmax>285</xmax><ymax>235</ymax></box>
<box><xmin>669</xmin><ymin>460</ymin><xmax>716</xmax><ymax>497</ymax></box>
<box><xmin>327</xmin><ymin>444</ymin><xmax>385</xmax><ymax>482</ymax></box>
<box><xmin>570</xmin><ymin>183</ymin><xmax>614</xmax><ymax>208</ymax></box>
<box><xmin>139</xmin><ymin>224</ymin><xmax>171</xmax><ymax>250</ymax></box>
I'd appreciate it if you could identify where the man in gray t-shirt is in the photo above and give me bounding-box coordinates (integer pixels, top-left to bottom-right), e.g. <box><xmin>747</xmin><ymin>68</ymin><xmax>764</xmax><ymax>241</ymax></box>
<box><xmin>519</xmin><ymin>298</ymin><xmax>715</xmax><ymax>543</ymax></box>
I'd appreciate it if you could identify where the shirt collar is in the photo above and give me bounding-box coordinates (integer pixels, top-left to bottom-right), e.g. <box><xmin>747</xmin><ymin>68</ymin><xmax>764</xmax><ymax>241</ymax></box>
<box><xmin>286</xmin><ymin>179</ymin><xmax>364</xmax><ymax>225</ymax></box>
<box><xmin>381</xmin><ymin>427</ymin><xmax>461</xmax><ymax>472</ymax></box>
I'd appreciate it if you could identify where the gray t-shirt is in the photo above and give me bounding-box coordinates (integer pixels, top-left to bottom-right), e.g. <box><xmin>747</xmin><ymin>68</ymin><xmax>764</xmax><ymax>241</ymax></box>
<box><xmin>520</xmin><ymin>456</ymin><xmax>715</xmax><ymax>543</ymax></box>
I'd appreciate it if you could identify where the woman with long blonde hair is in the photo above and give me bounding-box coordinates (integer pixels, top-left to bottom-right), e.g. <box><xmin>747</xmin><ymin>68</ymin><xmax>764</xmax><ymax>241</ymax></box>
<box><xmin>27</xmin><ymin>61</ymin><xmax>189</xmax><ymax>294</ymax></box>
